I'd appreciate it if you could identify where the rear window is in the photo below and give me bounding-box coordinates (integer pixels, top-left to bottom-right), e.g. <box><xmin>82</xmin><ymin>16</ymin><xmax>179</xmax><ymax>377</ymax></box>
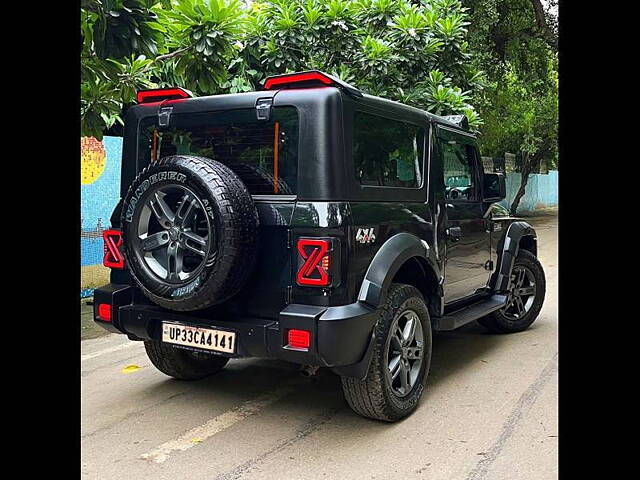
<box><xmin>353</xmin><ymin>111</ymin><xmax>424</xmax><ymax>188</ymax></box>
<box><xmin>138</xmin><ymin>107</ymin><xmax>299</xmax><ymax>195</ymax></box>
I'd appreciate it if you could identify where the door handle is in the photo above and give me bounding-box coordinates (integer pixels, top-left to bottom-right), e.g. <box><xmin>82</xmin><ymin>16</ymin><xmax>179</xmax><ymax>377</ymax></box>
<box><xmin>446</xmin><ymin>226</ymin><xmax>462</xmax><ymax>242</ymax></box>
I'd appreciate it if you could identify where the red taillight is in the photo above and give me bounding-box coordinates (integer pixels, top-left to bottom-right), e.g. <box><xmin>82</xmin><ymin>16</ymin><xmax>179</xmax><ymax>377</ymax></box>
<box><xmin>97</xmin><ymin>303</ymin><xmax>112</xmax><ymax>322</ymax></box>
<box><xmin>287</xmin><ymin>329</ymin><xmax>310</xmax><ymax>349</ymax></box>
<box><xmin>136</xmin><ymin>87</ymin><xmax>192</xmax><ymax>104</ymax></box>
<box><xmin>264</xmin><ymin>71</ymin><xmax>334</xmax><ymax>90</ymax></box>
<box><xmin>103</xmin><ymin>229</ymin><xmax>124</xmax><ymax>269</ymax></box>
<box><xmin>296</xmin><ymin>238</ymin><xmax>331</xmax><ymax>286</ymax></box>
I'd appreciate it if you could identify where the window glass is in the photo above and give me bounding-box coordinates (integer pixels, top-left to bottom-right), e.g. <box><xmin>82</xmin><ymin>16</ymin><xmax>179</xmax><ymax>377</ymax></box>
<box><xmin>138</xmin><ymin>107</ymin><xmax>298</xmax><ymax>195</ymax></box>
<box><xmin>353</xmin><ymin>111</ymin><xmax>424</xmax><ymax>188</ymax></box>
<box><xmin>442</xmin><ymin>140</ymin><xmax>476</xmax><ymax>200</ymax></box>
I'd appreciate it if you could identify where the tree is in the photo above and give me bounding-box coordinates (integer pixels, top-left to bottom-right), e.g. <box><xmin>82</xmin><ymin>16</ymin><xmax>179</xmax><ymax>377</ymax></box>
<box><xmin>462</xmin><ymin>0</ymin><xmax>558</xmax><ymax>214</ymax></box>
<box><xmin>81</xmin><ymin>0</ymin><xmax>248</xmax><ymax>139</ymax></box>
<box><xmin>81</xmin><ymin>0</ymin><xmax>486</xmax><ymax>138</ymax></box>
<box><xmin>232</xmin><ymin>0</ymin><xmax>484</xmax><ymax>127</ymax></box>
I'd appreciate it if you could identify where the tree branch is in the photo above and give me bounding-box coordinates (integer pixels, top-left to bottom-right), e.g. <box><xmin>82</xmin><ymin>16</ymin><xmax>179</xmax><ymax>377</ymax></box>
<box><xmin>530</xmin><ymin>0</ymin><xmax>557</xmax><ymax>50</ymax></box>
<box><xmin>154</xmin><ymin>46</ymin><xmax>191</xmax><ymax>62</ymax></box>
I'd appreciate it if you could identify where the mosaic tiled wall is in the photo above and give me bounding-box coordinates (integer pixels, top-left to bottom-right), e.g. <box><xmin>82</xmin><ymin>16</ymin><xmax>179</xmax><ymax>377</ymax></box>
<box><xmin>81</xmin><ymin>136</ymin><xmax>122</xmax><ymax>298</ymax></box>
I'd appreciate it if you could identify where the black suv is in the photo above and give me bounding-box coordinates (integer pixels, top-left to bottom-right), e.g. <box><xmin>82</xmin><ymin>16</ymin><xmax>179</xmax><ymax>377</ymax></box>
<box><xmin>94</xmin><ymin>71</ymin><xmax>545</xmax><ymax>422</ymax></box>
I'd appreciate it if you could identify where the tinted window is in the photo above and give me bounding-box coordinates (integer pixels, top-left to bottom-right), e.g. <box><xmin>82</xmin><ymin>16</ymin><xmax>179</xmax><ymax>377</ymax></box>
<box><xmin>138</xmin><ymin>107</ymin><xmax>298</xmax><ymax>195</ymax></box>
<box><xmin>353</xmin><ymin>112</ymin><xmax>424</xmax><ymax>188</ymax></box>
<box><xmin>442</xmin><ymin>140</ymin><xmax>476</xmax><ymax>201</ymax></box>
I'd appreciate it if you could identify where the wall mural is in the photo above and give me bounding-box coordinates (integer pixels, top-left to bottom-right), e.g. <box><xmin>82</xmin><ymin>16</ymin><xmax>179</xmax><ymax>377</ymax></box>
<box><xmin>81</xmin><ymin>136</ymin><xmax>122</xmax><ymax>298</ymax></box>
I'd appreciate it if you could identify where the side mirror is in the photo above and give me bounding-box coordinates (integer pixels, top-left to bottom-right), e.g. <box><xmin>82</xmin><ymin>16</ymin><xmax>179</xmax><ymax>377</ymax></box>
<box><xmin>483</xmin><ymin>173</ymin><xmax>506</xmax><ymax>202</ymax></box>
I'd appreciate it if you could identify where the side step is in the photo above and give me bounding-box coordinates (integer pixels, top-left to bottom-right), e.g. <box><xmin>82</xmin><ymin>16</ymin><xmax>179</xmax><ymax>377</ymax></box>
<box><xmin>436</xmin><ymin>294</ymin><xmax>507</xmax><ymax>331</ymax></box>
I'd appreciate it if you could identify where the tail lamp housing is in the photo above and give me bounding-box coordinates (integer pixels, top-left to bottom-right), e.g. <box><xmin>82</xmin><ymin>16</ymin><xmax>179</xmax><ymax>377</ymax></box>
<box><xmin>103</xmin><ymin>229</ymin><xmax>125</xmax><ymax>269</ymax></box>
<box><xmin>287</xmin><ymin>329</ymin><xmax>311</xmax><ymax>350</ymax></box>
<box><xmin>296</xmin><ymin>237</ymin><xmax>340</xmax><ymax>287</ymax></box>
<box><xmin>262</xmin><ymin>70</ymin><xmax>363</xmax><ymax>97</ymax></box>
<box><xmin>264</xmin><ymin>71</ymin><xmax>334</xmax><ymax>90</ymax></box>
<box><xmin>97</xmin><ymin>303</ymin><xmax>112</xmax><ymax>322</ymax></box>
<box><xmin>136</xmin><ymin>87</ymin><xmax>193</xmax><ymax>104</ymax></box>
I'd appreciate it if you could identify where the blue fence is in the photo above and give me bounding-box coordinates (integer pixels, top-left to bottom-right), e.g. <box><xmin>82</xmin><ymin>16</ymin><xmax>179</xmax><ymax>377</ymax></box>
<box><xmin>500</xmin><ymin>171</ymin><xmax>559</xmax><ymax>214</ymax></box>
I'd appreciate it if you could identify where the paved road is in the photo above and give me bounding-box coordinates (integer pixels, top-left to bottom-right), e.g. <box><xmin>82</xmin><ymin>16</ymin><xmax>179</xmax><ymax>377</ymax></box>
<box><xmin>81</xmin><ymin>215</ymin><xmax>558</xmax><ymax>480</ymax></box>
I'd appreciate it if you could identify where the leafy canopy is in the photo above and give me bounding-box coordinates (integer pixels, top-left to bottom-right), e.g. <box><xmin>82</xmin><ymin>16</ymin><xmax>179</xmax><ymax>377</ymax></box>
<box><xmin>463</xmin><ymin>0</ymin><xmax>558</xmax><ymax>167</ymax></box>
<box><xmin>81</xmin><ymin>0</ymin><xmax>484</xmax><ymax>139</ymax></box>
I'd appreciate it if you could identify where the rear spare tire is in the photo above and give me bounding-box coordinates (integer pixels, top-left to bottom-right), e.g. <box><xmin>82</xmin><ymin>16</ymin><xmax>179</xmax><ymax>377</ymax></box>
<box><xmin>120</xmin><ymin>155</ymin><xmax>259</xmax><ymax>311</ymax></box>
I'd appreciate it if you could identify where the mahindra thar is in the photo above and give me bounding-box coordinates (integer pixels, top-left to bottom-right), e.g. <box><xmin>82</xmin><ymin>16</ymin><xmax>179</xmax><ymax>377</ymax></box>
<box><xmin>94</xmin><ymin>70</ymin><xmax>546</xmax><ymax>422</ymax></box>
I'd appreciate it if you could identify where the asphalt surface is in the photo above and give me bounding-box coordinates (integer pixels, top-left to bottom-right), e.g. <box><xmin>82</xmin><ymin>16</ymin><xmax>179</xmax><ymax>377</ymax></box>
<box><xmin>81</xmin><ymin>214</ymin><xmax>558</xmax><ymax>480</ymax></box>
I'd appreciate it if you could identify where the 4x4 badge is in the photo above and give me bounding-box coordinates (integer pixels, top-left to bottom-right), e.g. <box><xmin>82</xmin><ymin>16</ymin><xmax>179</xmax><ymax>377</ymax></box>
<box><xmin>356</xmin><ymin>228</ymin><xmax>376</xmax><ymax>244</ymax></box>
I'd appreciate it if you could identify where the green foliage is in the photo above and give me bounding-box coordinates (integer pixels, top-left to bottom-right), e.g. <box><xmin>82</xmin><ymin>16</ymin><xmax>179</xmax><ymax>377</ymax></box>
<box><xmin>158</xmin><ymin>0</ymin><xmax>247</xmax><ymax>92</ymax></box>
<box><xmin>479</xmin><ymin>64</ymin><xmax>556</xmax><ymax>161</ymax></box>
<box><xmin>233</xmin><ymin>0</ymin><xmax>483</xmax><ymax>127</ymax></box>
<box><xmin>82</xmin><ymin>0</ymin><xmax>486</xmax><ymax>137</ymax></box>
<box><xmin>463</xmin><ymin>0</ymin><xmax>558</xmax><ymax>168</ymax></box>
<box><xmin>81</xmin><ymin>0</ymin><xmax>555</xmax><ymax>152</ymax></box>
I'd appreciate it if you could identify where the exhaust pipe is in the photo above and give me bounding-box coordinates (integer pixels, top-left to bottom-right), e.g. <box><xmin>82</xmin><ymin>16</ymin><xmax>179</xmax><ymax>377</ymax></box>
<box><xmin>299</xmin><ymin>365</ymin><xmax>320</xmax><ymax>377</ymax></box>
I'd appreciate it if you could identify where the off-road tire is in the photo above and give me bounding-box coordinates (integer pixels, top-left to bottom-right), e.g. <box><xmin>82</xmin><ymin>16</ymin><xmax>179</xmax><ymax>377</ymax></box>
<box><xmin>341</xmin><ymin>283</ymin><xmax>432</xmax><ymax>422</ymax></box>
<box><xmin>144</xmin><ymin>340</ymin><xmax>229</xmax><ymax>380</ymax></box>
<box><xmin>121</xmin><ymin>155</ymin><xmax>259</xmax><ymax>311</ymax></box>
<box><xmin>479</xmin><ymin>249</ymin><xmax>546</xmax><ymax>333</ymax></box>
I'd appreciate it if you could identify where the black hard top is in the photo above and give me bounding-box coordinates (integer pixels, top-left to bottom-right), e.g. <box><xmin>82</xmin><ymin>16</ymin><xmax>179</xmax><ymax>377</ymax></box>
<box><xmin>128</xmin><ymin>84</ymin><xmax>473</xmax><ymax>136</ymax></box>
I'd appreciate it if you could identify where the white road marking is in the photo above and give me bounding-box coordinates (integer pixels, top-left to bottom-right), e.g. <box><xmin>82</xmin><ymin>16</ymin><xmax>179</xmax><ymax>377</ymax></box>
<box><xmin>81</xmin><ymin>341</ymin><xmax>139</xmax><ymax>362</ymax></box>
<box><xmin>140</xmin><ymin>386</ymin><xmax>294</xmax><ymax>464</ymax></box>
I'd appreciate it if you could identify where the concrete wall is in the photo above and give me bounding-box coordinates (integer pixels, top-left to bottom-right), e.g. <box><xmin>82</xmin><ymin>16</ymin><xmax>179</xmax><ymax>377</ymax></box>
<box><xmin>499</xmin><ymin>170</ymin><xmax>558</xmax><ymax>214</ymax></box>
<box><xmin>81</xmin><ymin>136</ymin><xmax>122</xmax><ymax>297</ymax></box>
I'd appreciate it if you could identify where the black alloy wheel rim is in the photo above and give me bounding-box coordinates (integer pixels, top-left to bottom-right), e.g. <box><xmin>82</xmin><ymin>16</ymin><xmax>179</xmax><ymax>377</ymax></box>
<box><xmin>501</xmin><ymin>265</ymin><xmax>537</xmax><ymax>320</ymax></box>
<box><xmin>384</xmin><ymin>309</ymin><xmax>425</xmax><ymax>397</ymax></box>
<box><xmin>135</xmin><ymin>184</ymin><xmax>213</xmax><ymax>284</ymax></box>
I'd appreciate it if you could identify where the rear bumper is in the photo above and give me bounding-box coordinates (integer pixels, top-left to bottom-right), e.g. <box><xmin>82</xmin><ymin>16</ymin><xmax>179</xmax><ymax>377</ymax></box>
<box><xmin>93</xmin><ymin>284</ymin><xmax>378</xmax><ymax>370</ymax></box>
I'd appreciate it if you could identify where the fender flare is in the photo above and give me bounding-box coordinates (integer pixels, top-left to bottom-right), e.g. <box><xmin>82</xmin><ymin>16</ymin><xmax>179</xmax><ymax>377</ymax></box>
<box><xmin>357</xmin><ymin>232</ymin><xmax>442</xmax><ymax>309</ymax></box>
<box><xmin>493</xmin><ymin>221</ymin><xmax>538</xmax><ymax>292</ymax></box>
<box><xmin>331</xmin><ymin>233</ymin><xmax>441</xmax><ymax>380</ymax></box>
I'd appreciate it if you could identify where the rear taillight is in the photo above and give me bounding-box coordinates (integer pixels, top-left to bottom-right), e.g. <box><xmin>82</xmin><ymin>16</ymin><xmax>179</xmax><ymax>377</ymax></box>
<box><xmin>287</xmin><ymin>329</ymin><xmax>311</xmax><ymax>349</ymax></box>
<box><xmin>296</xmin><ymin>238</ymin><xmax>337</xmax><ymax>287</ymax></box>
<box><xmin>103</xmin><ymin>229</ymin><xmax>124</xmax><ymax>269</ymax></box>
<box><xmin>136</xmin><ymin>87</ymin><xmax>192</xmax><ymax>103</ymax></box>
<box><xmin>97</xmin><ymin>303</ymin><xmax>112</xmax><ymax>322</ymax></box>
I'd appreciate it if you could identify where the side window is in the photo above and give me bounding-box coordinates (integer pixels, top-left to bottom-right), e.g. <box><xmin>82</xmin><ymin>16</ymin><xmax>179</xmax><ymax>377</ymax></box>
<box><xmin>442</xmin><ymin>139</ymin><xmax>477</xmax><ymax>201</ymax></box>
<box><xmin>353</xmin><ymin>111</ymin><xmax>424</xmax><ymax>188</ymax></box>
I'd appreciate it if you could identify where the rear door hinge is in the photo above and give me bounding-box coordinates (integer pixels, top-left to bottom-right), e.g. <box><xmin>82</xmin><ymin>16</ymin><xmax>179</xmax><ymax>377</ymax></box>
<box><xmin>287</xmin><ymin>229</ymin><xmax>293</xmax><ymax>249</ymax></box>
<box><xmin>256</xmin><ymin>98</ymin><xmax>273</xmax><ymax>121</ymax></box>
<box><xmin>285</xmin><ymin>285</ymin><xmax>292</xmax><ymax>304</ymax></box>
<box><xmin>158</xmin><ymin>106</ymin><xmax>173</xmax><ymax>127</ymax></box>
<box><xmin>485</xmin><ymin>260</ymin><xmax>494</xmax><ymax>271</ymax></box>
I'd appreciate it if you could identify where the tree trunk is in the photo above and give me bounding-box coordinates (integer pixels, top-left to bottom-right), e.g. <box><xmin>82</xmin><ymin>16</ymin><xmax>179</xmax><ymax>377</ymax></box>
<box><xmin>510</xmin><ymin>152</ymin><xmax>534</xmax><ymax>215</ymax></box>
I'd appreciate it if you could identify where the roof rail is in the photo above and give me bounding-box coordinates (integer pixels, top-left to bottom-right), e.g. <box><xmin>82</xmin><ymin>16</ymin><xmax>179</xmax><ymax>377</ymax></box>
<box><xmin>262</xmin><ymin>70</ymin><xmax>363</xmax><ymax>97</ymax></box>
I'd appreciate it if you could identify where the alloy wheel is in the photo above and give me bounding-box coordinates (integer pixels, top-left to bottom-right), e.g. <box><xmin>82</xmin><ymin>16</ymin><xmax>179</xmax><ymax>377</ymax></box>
<box><xmin>384</xmin><ymin>309</ymin><xmax>424</xmax><ymax>397</ymax></box>
<box><xmin>135</xmin><ymin>185</ymin><xmax>213</xmax><ymax>284</ymax></box>
<box><xmin>501</xmin><ymin>265</ymin><xmax>537</xmax><ymax>320</ymax></box>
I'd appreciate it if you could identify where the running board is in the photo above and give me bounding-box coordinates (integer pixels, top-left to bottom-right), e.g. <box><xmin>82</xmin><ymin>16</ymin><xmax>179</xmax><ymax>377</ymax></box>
<box><xmin>436</xmin><ymin>294</ymin><xmax>508</xmax><ymax>331</ymax></box>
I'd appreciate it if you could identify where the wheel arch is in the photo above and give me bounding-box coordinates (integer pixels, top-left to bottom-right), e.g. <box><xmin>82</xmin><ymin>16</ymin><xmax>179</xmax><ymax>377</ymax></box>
<box><xmin>391</xmin><ymin>256</ymin><xmax>442</xmax><ymax>319</ymax></box>
<box><xmin>492</xmin><ymin>221</ymin><xmax>538</xmax><ymax>292</ymax></box>
<box><xmin>334</xmin><ymin>234</ymin><xmax>442</xmax><ymax>380</ymax></box>
<box><xmin>357</xmin><ymin>233</ymin><xmax>443</xmax><ymax>313</ymax></box>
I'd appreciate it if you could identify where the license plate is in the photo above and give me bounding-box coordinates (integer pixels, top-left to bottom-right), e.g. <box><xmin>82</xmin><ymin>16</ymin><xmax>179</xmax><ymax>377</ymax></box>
<box><xmin>162</xmin><ymin>322</ymin><xmax>236</xmax><ymax>354</ymax></box>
